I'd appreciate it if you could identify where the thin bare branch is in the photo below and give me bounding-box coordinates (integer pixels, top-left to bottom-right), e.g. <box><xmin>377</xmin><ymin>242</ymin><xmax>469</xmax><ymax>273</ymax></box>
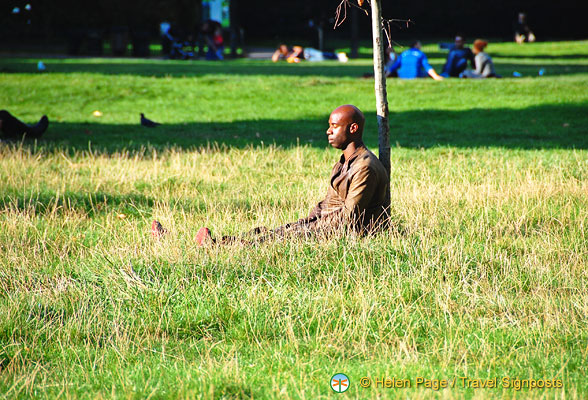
<box><xmin>334</xmin><ymin>0</ymin><xmax>348</xmax><ymax>29</ymax></box>
<box><xmin>333</xmin><ymin>0</ymin><xmax>414</xmax><ymax>44</ymax></box>
<box><xmin>334</xmin><ymin>0</ymin><xmax>369</xmax><ymax>29</ymax></box>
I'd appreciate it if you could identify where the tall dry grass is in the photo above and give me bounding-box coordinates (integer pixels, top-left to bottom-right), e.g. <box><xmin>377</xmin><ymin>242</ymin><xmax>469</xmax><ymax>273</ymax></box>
<box><xmin>1</xmin><ymin>142</ymin><xmax>586</xmax><ymax>398</ymax></box>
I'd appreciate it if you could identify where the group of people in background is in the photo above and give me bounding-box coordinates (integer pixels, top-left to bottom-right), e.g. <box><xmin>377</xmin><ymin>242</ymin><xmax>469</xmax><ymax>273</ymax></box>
<box><xmin>385</xmin><ymin>12</ymin><xmax>536</xmax><ymax>80</ymax></box>
<box><xmin>272</xmin><ymin>35</ymin><xmax>500</xmax><ymax>81</ymax></box>
<box><xmin>273</xmin><ymin>12</ymin><xmax>536</xmax><ymax>82</ymax></box>
<box><xmin>385</xmin><ymin>34</ymin><xmax>499</xmax><ymax>80</ymax></box>
<box><xmin>160</xmin><ymin>19</ymin><xmax>225</xmax><ymax>61</ymax></box>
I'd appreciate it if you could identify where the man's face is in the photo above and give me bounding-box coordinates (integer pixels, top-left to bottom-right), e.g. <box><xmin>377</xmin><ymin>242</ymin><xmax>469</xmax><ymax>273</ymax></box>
<box><xmin>455</xmin><ymin>36</ymin><xmax>464</xmax><ymax>49</ymax></box>
<box><xmin>326</xmin><ymin>110</ymin><xmax>354</xmax><ymax>150</ymax></box>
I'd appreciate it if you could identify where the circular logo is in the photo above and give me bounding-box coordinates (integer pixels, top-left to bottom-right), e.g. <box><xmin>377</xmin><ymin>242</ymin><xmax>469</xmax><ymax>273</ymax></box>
<box><xmin>331</xmin><ymin>373</ymin><xmax>350</xmax><ymax>393</ymax></box>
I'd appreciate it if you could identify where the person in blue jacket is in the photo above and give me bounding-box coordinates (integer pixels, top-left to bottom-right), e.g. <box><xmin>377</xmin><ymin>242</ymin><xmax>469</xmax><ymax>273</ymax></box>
<box><xmin>441</xmin><ymin>35</ymin><xmax>474</xmax><ymax>77</ymax></box>
<box><xmin>386</xmin><ymin>40</ymin><xmax>443</xmax><ymax>80</ymax></box>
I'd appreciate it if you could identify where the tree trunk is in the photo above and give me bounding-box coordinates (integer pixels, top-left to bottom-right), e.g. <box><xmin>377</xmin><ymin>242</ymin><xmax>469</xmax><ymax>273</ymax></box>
<box><xmin>370</xmin><ymin>0</ymin><xmax>391</xmax><ymax>203</ymax></box>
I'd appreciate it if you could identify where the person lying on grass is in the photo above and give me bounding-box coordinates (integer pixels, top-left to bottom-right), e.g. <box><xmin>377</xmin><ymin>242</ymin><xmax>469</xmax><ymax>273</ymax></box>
<box><xmin>152</xmin><ymin>104</ymin><xmax>390</xmax><ymax>245</ymax></box>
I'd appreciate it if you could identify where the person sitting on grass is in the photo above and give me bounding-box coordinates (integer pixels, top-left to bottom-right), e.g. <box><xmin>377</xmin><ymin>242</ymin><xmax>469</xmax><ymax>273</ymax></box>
<box><xmin>363</xmin><ymin>46</ymin><xmax>398</xmax><ymax>78</ymax></box>
<box><xmin>386</xmin><ymin>40</ymin><xmax>443</xmax><ymax>80</ymax></box>
<box><xmin>440</xmin><ymin>35</ymin><xmax>474</xmax><ymax>78</ymax></box>
<box><xmin>152</xmin><ymin>105</ymin><xmax>390</xmax><ymax>245</ymax></box>
<box><xmin>201</xmin><ymin>19</ymin><xmax>224</xmax><ymax>60</ymax></box>
<box><xmin>460</xmin><ymin>39</ymin><xmax>499</xmax><ymax>79</ymax></box>
<box><xmin>514</xmin><ymin>12</ymin><xmax>536</xmax><ymax>44</ymax></box>
<box><xmin>0</xmin><ymin>110</ymin><xmax>49</xmax><ymax>139</ymax></box>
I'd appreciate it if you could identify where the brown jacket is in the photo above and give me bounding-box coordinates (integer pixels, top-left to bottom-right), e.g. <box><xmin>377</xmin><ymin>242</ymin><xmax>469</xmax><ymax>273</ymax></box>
<box><xmin>229</xmin><ymin>144</ymin><xmax>390</xmax><ymax>243</ymax></box>
<box><xmin>303</xmin><ymin>144</ymin><xmax>390</xmax><ymax>233</ymax></box>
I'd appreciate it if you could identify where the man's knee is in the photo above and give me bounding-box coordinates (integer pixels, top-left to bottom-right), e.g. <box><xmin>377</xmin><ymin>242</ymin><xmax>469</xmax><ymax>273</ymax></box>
<box><xmin>456</xmin><ymin>58</ymin><xmax>467</xmax><ymax>71</ymax></box>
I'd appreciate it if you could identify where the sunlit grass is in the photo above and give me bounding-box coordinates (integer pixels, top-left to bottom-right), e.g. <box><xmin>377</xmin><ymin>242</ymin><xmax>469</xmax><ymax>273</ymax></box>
<box><xmin>0</xmin><ymin>40</ymin><xmax>587</xmax><ymax>398</ymax></box>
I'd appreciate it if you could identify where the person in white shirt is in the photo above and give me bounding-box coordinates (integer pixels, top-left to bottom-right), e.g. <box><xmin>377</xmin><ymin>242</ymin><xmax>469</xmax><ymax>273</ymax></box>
<box><xmin>460</xmin><ymin>39</ymin><xmax>498</xmax><ymax>79</ymax></box>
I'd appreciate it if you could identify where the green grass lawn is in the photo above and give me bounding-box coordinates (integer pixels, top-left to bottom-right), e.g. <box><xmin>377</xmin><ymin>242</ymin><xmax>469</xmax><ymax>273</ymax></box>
<box><xmin>0</xmin><ymin>40</ymin><xmax>587</xmax><ymax>399</ymax></box>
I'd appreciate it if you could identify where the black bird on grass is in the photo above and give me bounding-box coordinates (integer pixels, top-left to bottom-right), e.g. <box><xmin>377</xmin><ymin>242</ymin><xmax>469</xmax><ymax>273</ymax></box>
<box><xmin>140</xmin><ymin>113</ymin><xmax>161</xmax><ymax>127</ymax></box>
<box><xmin>0</xmin><ymin>110</ymin><xmax>48</xmax><ymax>138</ymax></box>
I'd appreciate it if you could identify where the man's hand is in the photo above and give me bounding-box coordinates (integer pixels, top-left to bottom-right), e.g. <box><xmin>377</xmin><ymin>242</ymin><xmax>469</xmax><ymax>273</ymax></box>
<box><xmin>427</xmin><ymin>68</ymin><xmax>443</xmax><ymax>81</ymax></box>
<box><xmin>428</xmin><ymin>69</ymin><xmax>444</xmax><ymax>80</ymax></box>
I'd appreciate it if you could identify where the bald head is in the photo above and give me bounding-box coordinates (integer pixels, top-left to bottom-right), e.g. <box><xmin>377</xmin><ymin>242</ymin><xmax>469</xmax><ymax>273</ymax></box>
<box><xmin>326</xmin><ymin>104</ymin><xmax>365</xmax><ymax>150</ymax></box>
<box><xmin>331</xmin><ymin>105</ymin><xmax>365</xmax><ymax>136</ymax></box>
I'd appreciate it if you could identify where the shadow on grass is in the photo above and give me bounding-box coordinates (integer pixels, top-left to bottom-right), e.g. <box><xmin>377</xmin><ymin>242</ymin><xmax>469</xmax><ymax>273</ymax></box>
<box><xmin>0</xmin><ymin>58</ymin><xmax>587</xmax><ymax>78</ymax></box>
<box><xmin>1</xmin><ymin>104</ymin><xmax>586</xmax><ymax>216</ymax></box>
<box><xmin>0</xmin><ymin>188</ymin><xmax>212</xmax><ymax>217</ymax></box>
<box><xmin>0</xmin><ymin>189</ymin><xmax>156</xmax><ymax>217</ymax></box>
<box><xmin>2</xmin><ymin>103</ymin><xmax>586</xmax><ymax>154</ymax></box>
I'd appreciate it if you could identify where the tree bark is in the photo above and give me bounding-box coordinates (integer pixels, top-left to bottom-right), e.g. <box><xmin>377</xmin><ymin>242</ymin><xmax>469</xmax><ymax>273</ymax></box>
<box><xmin>370</xmin><ymin>0</ymin><xmax>391</xmax><ymax>204</ymax></box>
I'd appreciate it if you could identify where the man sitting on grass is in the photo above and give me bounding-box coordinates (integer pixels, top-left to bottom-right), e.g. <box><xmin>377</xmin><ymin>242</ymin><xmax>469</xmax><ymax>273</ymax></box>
<box><xmin>386</xmin><ymin>40</ymin><xmax>443</xmax><ymax>80</ymax></box>
<box><xmin>440</xmin><ymin>35</ymin><xmax>474</xmax><ymax>78</ymax></box>
<box><xmin>152</xmin><ymin>105</ymin><xmax>390</xmax><ymax>245</ymax></box>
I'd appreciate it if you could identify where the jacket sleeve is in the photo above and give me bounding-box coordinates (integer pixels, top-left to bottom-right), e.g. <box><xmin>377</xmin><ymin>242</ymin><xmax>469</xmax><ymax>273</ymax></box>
<box><xmin>305</xmin><ymin>186</ymin><xmax>338</xmax><ymax>221</ymax></box>
<box><xmin>387</xmin><ymin>57</ymin><xmax>402</xmax><ymax>74</ymax></box>
<box><xmin>344</xmin><ymin>165</ymin><xmax>378</xmax><ymax>219</ymax></box>
<box><xmin>422</xmin><ymin>53</ymin><xmax>434</xmax><ymax>72</ymax></box>
<box><xmin>307</xmin><ymin>199</ymin><xmax>324</xmax><ymax>220</ymax></box>
<box><xmin>299</xmin><ymin>164</ymin><xmax>379</xmax><ymax>231</ymax></box>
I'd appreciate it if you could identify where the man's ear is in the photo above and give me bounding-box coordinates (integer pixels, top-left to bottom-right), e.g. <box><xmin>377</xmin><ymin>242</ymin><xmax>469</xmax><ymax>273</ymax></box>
<box><xmin>349</xmin><ymin>122</ymin><xmax>359</xmax><ymax>134</ymax></box>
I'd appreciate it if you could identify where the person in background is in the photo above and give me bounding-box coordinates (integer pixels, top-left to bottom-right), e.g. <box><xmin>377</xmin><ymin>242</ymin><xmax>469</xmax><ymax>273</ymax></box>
<box><xmin>363</xmin><ymin>46</ymin><xmax>397</xmax><ymax>78</ymax></box>
<box><xmin>460</xmin><ymin>40</ymin><xmax>499</xmax><ymax>78</ymax></box>
<box><xmin>385</xmin><ymin>46</ymin><xmax>398</xmax><ymax>74</ymax></box>
<box><xmin>440</xmin><ymin>35</ymin><xmax>474</xmax><ymax>77</ymax></box>
<box><xmin>201</xmin><ymin>19</ymin><xmax>224</xmax><ymax>60</ymax></box>
<box><xmin>272</xmin><ymin>44</ymin><xmax>348</xmax><ymax>63</ymax></box>
<box><xmin>386</xmin><ymin>40</ymin><xmax>443</xmax><ymax>80</ymax></box>
<box><xmin>514</xmin><ymin>12</ymin><xmax>536</xmax><ymax>44</ymax></box>
<box><xmin>272</xmin><ymin>44</ymin><xmax>305</xmax><ymax>63</ymax></box>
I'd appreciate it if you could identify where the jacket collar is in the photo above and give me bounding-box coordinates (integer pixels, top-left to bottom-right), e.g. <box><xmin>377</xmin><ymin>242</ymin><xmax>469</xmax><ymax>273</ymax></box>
<box><xmin>339</xmin><ymin>142</ymin><xmax>367</xmax><ymax>165</ymax></box>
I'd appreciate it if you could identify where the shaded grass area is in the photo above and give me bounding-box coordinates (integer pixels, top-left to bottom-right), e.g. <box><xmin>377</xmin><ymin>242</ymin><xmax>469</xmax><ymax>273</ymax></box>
<box><xmin>0</xmin><ymin>40</ymin><xmax>587</xmax><ymax>398</ymax></box>
<box><xmin>1</xmin><ymin>61</ymin><xmax>587</xmax><ymax>154</ymax></box>
<box><xmin>1</xmin><ymin>103</ymin><xmax>585</xmax><ymax>153</ymax></box>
